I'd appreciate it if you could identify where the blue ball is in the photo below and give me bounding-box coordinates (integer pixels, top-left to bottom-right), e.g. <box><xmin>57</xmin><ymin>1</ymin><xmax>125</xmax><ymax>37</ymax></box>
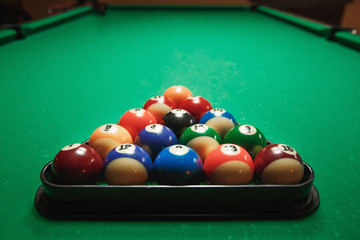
<box><xmin>134</xmin><ymin>124</ymin><xmax>177</xmax><ymax>160</ymax></box>
<box><xmin>199</xmin><ymin>108</ymin><xmax>237</xmax><ymax>125</ymax></box>
<box><xmin>199</xmin><ymin>108</ymin><xmax>238</xmax><ymax>139</ymax></box>
<box><xmin>153</xmin><ymin>144</ymin><xmax>204</xmax><ymax>185</ymax></box>
<box><xmin>104</xmin><ymin>144</ymin><xmax>153</xmax><ymax>173</ymax></box>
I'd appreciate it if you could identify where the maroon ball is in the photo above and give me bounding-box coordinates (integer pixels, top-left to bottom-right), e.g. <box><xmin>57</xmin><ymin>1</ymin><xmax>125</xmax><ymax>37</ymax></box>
<box><xmin>51</xmin><ymin>143</ymin><xmax>103</xmax><ymax>184</ymax></box>
<box><xmin>254</xmin><ymin>144</ymin><xmax>304</xmax><ymax>184</ymax></box>
<box><xmin>179</xmin><ymin>96</ymin><xmax>212</xmax><ymax>122</ymax></box>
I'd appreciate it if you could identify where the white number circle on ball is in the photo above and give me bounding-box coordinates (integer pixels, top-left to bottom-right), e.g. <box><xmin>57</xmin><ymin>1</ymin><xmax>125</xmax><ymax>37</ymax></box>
<box><xmin>62</xmin><ymin>143</ymin><xmax>81</xmax><ymax>151</ymax></box>
<box><xmin>191</xmin><ymin>124</ymin><xmax>208</xmax><ymax>133</ymax></box>
<box><xmin>169</xmin><ymin>145</ymin><xmax>189</xmax><ymax>155</ymax></box>
<box><xmin>145</xmin><ymin>124</ymin><xmax>163</xmax><ymax>133</ymax></box>
<box><xmin>221</xmin><ymin>144</ymin><xmax>241</xmax><ymax>155</ymax></box>
<box><xmin>278</xmin><ymin>144</ymin><xmax>297</xmax><ymax>156</ymax></box>
<box><xmin>100</xmin><ymin>124</ymin><xmax>117</xmax><ymax>133</ymax></box>
<box><xmin>115</xmin><ymin>144</ymin><xmax>136</xmax><ymax>154</ymax></box>
<box><xmin>130</xmin><ymin>108</ymin><xmax>145</xmax><ymax>114</ymax></box>
<box><xmin>150</xmin><ymin>96</ymin><xmax>163</xmax><ymax>100</ymax></box>
<box><xmin>171</xmin><ymin>109</ymin><xmax>187</xmax><ymax>115</ymax></box>
<box><xmin>239</xmin><ymin>125</ymin><xmax>257</xmax><ymax>135</ymax></box>
<box><xmin>210</xmin><ymin>108</ymin><xmax>226</xmax><ymax>114</ymax></box>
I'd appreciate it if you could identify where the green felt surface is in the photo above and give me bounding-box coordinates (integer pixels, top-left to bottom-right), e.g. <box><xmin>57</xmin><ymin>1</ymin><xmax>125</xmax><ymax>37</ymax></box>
<box><xmin>1</xmin><ymin>6</ymin><xmax>360</xmax><ymax>240</ymax></box>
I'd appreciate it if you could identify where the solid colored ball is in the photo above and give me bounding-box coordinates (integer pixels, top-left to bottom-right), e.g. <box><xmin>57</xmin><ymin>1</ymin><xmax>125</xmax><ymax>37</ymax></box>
<box><xmin>254</xmin><ymin>144</ymin><xmax>304</xmax><ymax>184</ymax></box>
<box><xmin>134</xmin><ymin>124</ymin><xmax>178</xmax><ymax>161</ymax></box>
<box><xmin>163</xmin><ymin>85</ymin><xmax>193</xmax><ymax>108</ymax></box>
<box><xmin>178</xmin><ymin>96</ymin><xmax>212</xmax><ymax>122</ymax></box>
<box><xmin>118</xmin><ymin>108</ymin><xmax>157</xmax><ymax>140</ymax></box>
<box><xmin>203</xmin><ymin>144</ymin><xmax>254</xmax><ymax>185</ymax></box>
<box><xmin>143</xmin><ymin>95</ymin><xmax>175</xmax><ymax>124</ymax></box>
<box><xmin>51</xmin><ymin>143</ymin><xmax>103</xmax><ymax>184</ymax></box>
<box><xmin>223</xmin><ymin>124</ymin><xmax>267</xmax><ymax>158</ymax></box>
<box><xmin>179</xmin><ymin>124</ymin><xmax>222</xmax><ymax>162</ymax></box>
<box><xmin>104</xmin><ymin>144</ymin><xmax>153</xmax><ymax>185</ymax></box>
<box><xmin>162</xmin><ymin>109</ymin><xmax>197</xmax><ymax>139</ymax></box>
<box><xmin>153</xmin><ymin>144</ymin><xmax>204</xmax><ymax>185</ymax></box>
<box><xmin>199</xmin><ymin>108</ymin><xmax>237</xmax><ymax>139</ymax></box>
<box><xmin>89</xmin><ymin>124</ymin><xmax>133</xmax><ymax>160</ymax></box>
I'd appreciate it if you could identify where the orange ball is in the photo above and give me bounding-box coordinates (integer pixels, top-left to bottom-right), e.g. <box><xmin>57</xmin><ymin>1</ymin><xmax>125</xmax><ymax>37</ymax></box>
<box><xmin>118</xmin><ymin>108</ymin><xmax>157</xmax><ymax>140</ymax></box>
<box><xmin>163</xmin><ymin>85</ymin><xmax>193</xmax><ymax>108</ymax></box>
<box><xmin>89</xmin><ymin>124</ymin><xmax>133</xmax><ymax>159</ymax></box>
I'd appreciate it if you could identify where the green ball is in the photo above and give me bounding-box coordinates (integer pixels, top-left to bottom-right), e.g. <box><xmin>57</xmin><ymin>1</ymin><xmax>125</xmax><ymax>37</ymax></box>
<box><xmin>179</xmin><ymin>124</ymin><xmax>222</xmax><ymax>161</ymax></box>
<box><xmin>223</xmin><ymin>124</ymin><xmax>267</xmax><ymax>158</ymax></box>
<box><xmin>179</xmin><ymin>124</ymin><xmax>222</xmax><ymax>145</ymax></box>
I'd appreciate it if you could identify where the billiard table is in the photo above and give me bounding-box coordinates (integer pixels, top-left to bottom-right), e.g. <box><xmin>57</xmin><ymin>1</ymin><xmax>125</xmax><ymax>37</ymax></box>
<box><xmin>1</xmin><ymin>2</ymin><xmax>359</xmax><ymax>240</ymax></box>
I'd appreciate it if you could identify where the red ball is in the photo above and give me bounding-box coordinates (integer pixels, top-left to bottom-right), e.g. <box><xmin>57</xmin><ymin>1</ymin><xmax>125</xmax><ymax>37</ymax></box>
<box><xmin>143</xmin><ymin>96</ymin><xmax>175</xmax><ymax>124</ymax></box>
<box><xmin>118</xmin><ymin>108</ymin><xmax>157</xmax><ymax>140</ymax></box>
<box><xmin>51</xmin><ymin>144</ymin><xmax>103</xmax><ymax>184</ymax></box>
<box><xmin>179</xmin><ymin>96</ymin><xmax>212</xmax><ymax>122</ymax></box>
<box><xmin>203</xmin><ymin>144</ymin><xmax>254</xmax><ymax>185</ymax></box>
<box><xmin>254</xmin><ymin>144</ymin><xmax>304</xmax><ymax>184</ymax></box>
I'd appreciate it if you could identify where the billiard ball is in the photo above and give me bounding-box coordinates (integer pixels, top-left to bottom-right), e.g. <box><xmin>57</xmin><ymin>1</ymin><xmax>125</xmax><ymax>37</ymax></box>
<box><xmin>178</xmin><ymin>96</ymin><xmax>212</xmax><ymax>122</ymax></box>
<box><xmin>134</xmin><ymin>124</ymin><xmax>177</xmax><ymax>161</ymax></box>
<box><xmin>223</xmin><ymin>124</ymin><xmax>267</xmax><ymax>158</ymax></box>
<box><xmin>118</xmin><ymin>108</ymin><xmax>157</xmax><ymax>140</ymax></box>
<box><xmin>163</xmin><ymin>85</ymin><xmax>193</xmax><ymax>108</ymax></box>
<box><xmin>104</xmin><ymin>144</ymin><xmax>153</xmax><ymax>185</ymax></box>
<box><xmin>162</xmin><ymin>109</ymin><xmax>197</xmax><ymax>139</ymax></box>
<box><xmin>89</xmin><ymin>124</ymin><xmax>133</xmax><ymax>159</ymax></box>
<box><xmin>254</xmin><ymin>144</ymin><xmax>304</xmax><ymax>184</ymax></box>
<box><xmin>203</xmin><ymin>144</ymin><xmax>254</xmax><ymax>185</ymax></box>
<box><xmin>179</xmin><ymin>124</ymin><xmax>222</xmax><ymax>162</ymax></box>
<box><xmin>153</xmin><ymin>144</ymin><xmax>204</xmax><ymax>185</ymax></box>
<box><xmin>51</xmin><ymin>143</ymin><xmax>103</xmax><ymax>184</ymax></box>
<box><xmin>199</xmin><ymin>108</ymin><xmax>237</xmax><ymax>139</ymax></box>
<box><xmin>143</xmin><ymin>96</ymin><xmax>175</xmax><ymax>124</ymax></box>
